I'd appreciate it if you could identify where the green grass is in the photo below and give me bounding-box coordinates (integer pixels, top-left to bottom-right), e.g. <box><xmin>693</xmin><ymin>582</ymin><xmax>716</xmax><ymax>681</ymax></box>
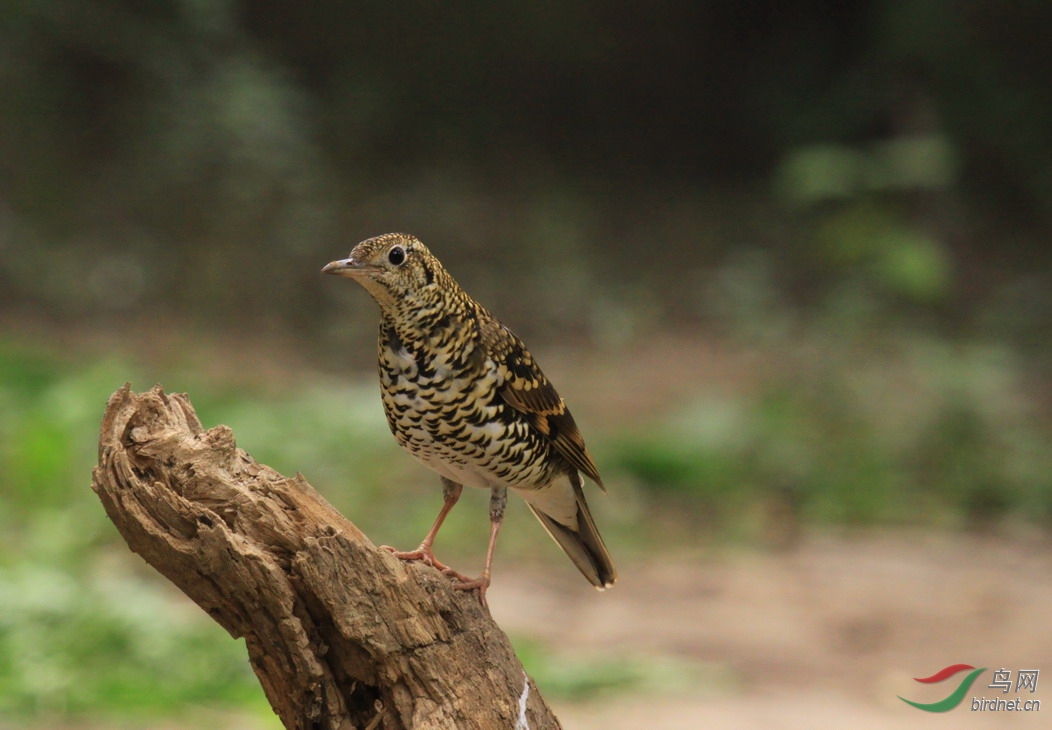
<box><xmin>0</xmin><ymin>563</ymin><xmax>266</xmax><ymax>718</ymax></box>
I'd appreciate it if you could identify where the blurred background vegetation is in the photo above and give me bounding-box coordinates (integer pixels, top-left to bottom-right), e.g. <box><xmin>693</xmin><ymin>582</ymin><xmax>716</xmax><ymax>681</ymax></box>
<box><xmin>2</xmin><ymin>1</ymin><xmax>1051</xmax><ymax>727</ymax></box>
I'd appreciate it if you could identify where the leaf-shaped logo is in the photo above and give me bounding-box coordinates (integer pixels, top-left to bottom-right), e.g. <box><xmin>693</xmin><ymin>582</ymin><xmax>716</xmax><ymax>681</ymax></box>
<box><xmin>899</xmin><ymin>665</ymin><xmax>986</xmax><ymax>712</ymax></box>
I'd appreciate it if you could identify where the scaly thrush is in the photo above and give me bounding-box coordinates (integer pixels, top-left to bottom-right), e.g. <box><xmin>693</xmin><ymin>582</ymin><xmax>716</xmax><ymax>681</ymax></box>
<box><xmin>323</xmin><ymin>233</ymin><xmax>616</xmax><ymax>606</ymax></box>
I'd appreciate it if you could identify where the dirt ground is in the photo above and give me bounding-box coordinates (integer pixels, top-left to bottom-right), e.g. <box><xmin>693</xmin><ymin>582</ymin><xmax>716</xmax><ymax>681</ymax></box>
<box><xmin>487</xmin><ymin>530</ymin><xmax>1052</xmax><ymax>729</ymax></box>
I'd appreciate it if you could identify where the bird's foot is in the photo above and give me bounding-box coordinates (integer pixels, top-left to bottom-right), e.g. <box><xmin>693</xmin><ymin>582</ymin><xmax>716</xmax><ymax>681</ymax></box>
<box><xmin>452</xmin><ymin>572</ymin><xmax>491</xmax><ymax>609</ymax></box>
<box><xmin>381</xmin><ymin>544</ymin><xmax>489</xmax><ymax>607</ymax></box>
<box><xmin>381</xmin><ymin>543</ymin><xmax>457</xmax><ymax>574</ymax></box>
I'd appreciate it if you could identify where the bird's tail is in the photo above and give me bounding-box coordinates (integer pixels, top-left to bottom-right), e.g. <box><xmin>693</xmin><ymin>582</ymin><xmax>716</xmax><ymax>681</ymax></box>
<box><xmin>523</xmin><ymin>471</ymin><xmax>617</xmax><ymax>588</ymax></box>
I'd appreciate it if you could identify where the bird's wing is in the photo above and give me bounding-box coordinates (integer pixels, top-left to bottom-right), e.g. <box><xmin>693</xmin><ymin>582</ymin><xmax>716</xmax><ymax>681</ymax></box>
<box><xmin>478</xmin><ymin>317</ymin><xmax>605</xmax><ymax>490</ymax></box>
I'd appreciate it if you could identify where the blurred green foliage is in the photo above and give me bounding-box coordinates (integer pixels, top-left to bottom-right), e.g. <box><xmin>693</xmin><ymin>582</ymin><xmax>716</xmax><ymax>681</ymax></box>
<box><xmin>0</xmin><ymin>346</ymin><xmax>272</xmax><ymax>725</ymax></box>
<box><xmin>0</xmin><ymin>564</ymin><xmax>266</xmax><ymax>718</ymax></box>
<box><xmin>616</xmin><ymin>334</ymin><xmax>1052</xmax><ymax>535</ymax></box>
<box><xmin>513</xmin><ymin>637</ymin><xmax>726</xmax><ymax>701</ymax></box>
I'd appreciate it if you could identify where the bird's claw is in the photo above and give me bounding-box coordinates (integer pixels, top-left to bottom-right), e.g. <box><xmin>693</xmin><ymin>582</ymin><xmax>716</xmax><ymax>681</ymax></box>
<box><xmin>452</xmin><ymin>573</ymin><xmax>491</xmax><ymax>608</ymax></box>
<box><xmin>381</xmin><ymin>545</ymin><xmax>490</xmax><ymax>607</ymax></box>
<box><xmin>381</xmin><ymin>544</ymin><xmax>457</xmax><ymax>575</ymax></box>
<box><xmin>437</xmin><ymin>565</ymin><xmax>474</xmax><ymax>583</ymax></box>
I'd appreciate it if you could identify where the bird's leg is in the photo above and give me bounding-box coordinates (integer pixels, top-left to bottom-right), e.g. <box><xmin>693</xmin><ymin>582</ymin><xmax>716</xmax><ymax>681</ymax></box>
<box><xmin>382</xmin><ymin>478</ymin><xmax>463</xmax><ymax>574</ymax></box>
<box><xmin>452</xmin><ymin>486</ymin><xmax>506</xmax><ymax>608</ymax></box>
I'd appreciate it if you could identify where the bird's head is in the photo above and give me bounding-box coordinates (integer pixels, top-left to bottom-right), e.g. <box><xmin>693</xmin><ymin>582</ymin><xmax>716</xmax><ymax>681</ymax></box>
<box><xmin>323</xmin><ymin>233</ymin><xmax>448</xmax><ymax>312</ymax></box>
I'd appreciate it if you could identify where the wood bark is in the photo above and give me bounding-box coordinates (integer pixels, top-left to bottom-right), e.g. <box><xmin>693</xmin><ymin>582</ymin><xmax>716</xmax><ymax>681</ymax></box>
<box><xmin>90</xmin><ymin>384</ymin><xmax>561</xmax><ymax>730</ymax></box>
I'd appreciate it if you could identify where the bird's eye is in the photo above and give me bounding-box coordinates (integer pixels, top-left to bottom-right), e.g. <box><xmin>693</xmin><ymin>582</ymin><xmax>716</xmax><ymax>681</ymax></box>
<box><xmin>387</xmin><ymin>245</ymin><xmax>406</xmax><ymax>266</ymax></box>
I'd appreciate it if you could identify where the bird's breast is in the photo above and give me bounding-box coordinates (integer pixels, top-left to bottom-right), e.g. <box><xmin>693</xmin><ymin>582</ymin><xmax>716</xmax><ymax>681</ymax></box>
<box><xmin>376</xmin><ymin>333</ymin><xmax>555</xmax><ymax>490</ymax></box>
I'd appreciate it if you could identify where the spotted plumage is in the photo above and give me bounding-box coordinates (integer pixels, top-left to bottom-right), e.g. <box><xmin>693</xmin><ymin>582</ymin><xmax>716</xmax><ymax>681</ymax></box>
<box><xmin>323</xmin><ymin>233</ymin><xmax>616</xmax><ymax>604</ymax></box>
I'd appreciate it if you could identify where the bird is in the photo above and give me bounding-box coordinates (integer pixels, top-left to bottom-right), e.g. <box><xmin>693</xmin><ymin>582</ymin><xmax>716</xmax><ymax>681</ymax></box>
<box><xmin>323</xmin><ymin>233</ymin><xmax>616</xmax><ymax>606</ymax></box>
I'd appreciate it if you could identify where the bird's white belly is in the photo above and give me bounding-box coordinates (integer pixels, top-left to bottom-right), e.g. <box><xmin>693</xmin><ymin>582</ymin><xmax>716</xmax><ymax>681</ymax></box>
<box><xmin>411</xmin><ymin>447</ymin><xmax>501</xmax><ymax>490</ymax></box>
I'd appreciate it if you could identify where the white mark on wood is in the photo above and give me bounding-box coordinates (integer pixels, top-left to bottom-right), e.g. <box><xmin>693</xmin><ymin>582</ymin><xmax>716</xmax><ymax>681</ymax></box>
<box><xmin>515</xmin><ymin>672</ymin><xmax>531</xmax><ymax>730</ymax></box>
<box><xmin>363</xmin><ymin>699</ymin><xmax>385</xmax><ymax>730</ymax></box>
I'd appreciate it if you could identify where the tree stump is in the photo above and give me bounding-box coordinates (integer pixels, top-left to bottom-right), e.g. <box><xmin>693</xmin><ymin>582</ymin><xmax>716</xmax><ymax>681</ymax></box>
<box><xmin>90</xmin><ymin>384</ymin><xmax>561</xmax><ymax>730</ymax></box>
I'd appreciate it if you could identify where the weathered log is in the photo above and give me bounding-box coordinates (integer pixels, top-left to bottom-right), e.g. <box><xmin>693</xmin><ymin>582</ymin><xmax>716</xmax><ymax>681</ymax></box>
<box><xmin>90</xmin><ymin>384</ymin><xmax>560</xmax><ymax>730</ymax></box>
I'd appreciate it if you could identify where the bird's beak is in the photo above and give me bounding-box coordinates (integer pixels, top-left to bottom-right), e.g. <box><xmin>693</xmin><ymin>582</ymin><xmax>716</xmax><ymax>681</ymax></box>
<box><xmin>322</xmin><ymin>257</ymin><xmax>375</xmax><ymax>277</ymax></box>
